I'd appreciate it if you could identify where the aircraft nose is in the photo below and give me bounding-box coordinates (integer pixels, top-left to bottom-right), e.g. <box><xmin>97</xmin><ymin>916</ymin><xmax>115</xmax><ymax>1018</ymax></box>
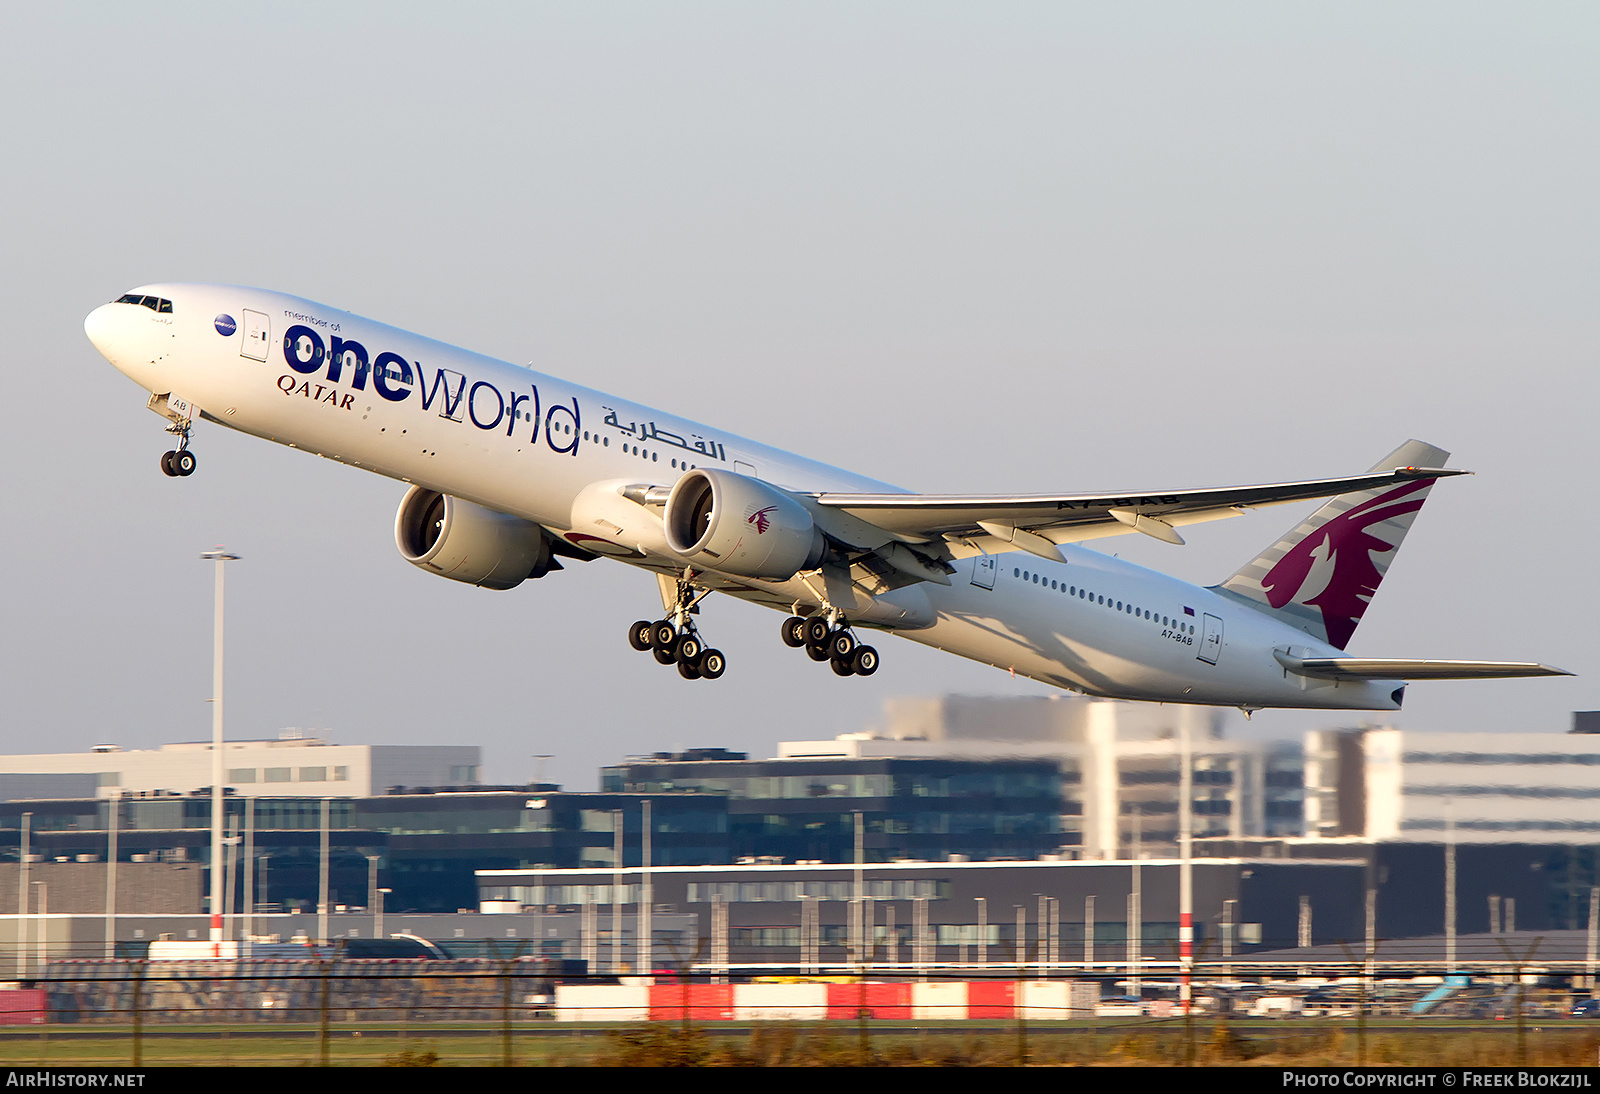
<box><xmin>84</xmin><ymin>303</ymin><xmax>126</xmax><ymax>362</ymax></box>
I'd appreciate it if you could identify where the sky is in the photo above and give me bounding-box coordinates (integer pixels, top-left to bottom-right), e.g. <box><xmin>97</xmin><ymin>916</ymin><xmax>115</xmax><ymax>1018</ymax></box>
<box><xmin>1</xmin><ymin>3</ymin><xmax>1595</xmax><ymax>790</ymax></box>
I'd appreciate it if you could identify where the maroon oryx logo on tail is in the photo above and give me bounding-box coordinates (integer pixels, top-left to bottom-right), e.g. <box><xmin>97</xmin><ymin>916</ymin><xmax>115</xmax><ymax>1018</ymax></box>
<box><xmin>747</xmin><ymin>506</ymin><xmax>778</xmax><ymax>534</ymax></box>
<box><xmin>1261</xmin><ymin>479</ymin><xmax>1433</xmax><ymax>649</ymax></box>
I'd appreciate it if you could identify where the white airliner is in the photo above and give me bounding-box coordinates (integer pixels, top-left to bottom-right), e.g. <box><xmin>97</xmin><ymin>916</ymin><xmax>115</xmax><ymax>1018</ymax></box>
<box><xmin>85</xmin><ymin>285</ymin><xmax>1567</xmax><ymax>711</ymax></box>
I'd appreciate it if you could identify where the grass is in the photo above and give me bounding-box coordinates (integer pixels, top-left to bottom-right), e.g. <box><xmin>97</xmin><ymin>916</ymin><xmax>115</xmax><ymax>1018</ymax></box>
<box><xmin>0</xmin><ymin>1023</ymin><xmax>600</xmax><ymax>1067</ymax></box>
<box><xmin>2</xmin><ymin>1019</ymin><xmax>1596</xmax><ymax>1067</ymax></box>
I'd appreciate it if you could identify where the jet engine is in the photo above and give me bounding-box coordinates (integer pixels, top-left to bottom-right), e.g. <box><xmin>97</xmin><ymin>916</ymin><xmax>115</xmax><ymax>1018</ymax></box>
<box><xmin>394</xmin><ymin>485</ymin><xmax>555</xmax><ymax>590</ymax></box>
<box><xmin>663</xmin><ymin>469</ymin><xmax>826</xmax><ymax>579</ymax></box>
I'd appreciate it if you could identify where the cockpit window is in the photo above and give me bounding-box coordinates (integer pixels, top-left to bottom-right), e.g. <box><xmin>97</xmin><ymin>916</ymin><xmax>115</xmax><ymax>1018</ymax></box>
<box><xmin>114</xmin><ymin>293</ymin><xmax>172</xmax><ymax>313</ymax></box>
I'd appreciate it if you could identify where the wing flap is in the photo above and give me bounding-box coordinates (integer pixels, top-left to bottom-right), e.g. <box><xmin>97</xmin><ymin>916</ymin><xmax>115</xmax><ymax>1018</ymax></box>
<box><xmin>1274</xmin><ymin>651</ymin><xmax>1572</xmax><ymax>681</ymax></box>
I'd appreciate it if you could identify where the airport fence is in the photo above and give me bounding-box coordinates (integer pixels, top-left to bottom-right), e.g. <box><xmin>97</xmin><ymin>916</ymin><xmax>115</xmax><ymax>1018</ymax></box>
<box><xmin>1</xmin><ymin>958</ymin><xmax>1598</xmax><ymax>1066</ymax></box>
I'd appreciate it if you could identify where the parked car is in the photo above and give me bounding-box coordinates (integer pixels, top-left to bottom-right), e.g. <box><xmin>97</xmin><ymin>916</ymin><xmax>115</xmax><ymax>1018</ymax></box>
<box><xmin>1094</xmin><ymin>995</ymin><xmax>1146</xmax><ymax>1018</ymax></box>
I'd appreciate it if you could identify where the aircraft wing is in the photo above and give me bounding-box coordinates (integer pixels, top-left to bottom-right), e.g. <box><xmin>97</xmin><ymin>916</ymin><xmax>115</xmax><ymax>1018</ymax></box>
<box><xmin>1274</xmin><ymin>652</ymin><xmax>1572</xmax><ymax>681</ymax></box>
<box><xmin>811</xmin><ymin>464</ymin><xmax>1462</xmax><ymax>562</ymax></box>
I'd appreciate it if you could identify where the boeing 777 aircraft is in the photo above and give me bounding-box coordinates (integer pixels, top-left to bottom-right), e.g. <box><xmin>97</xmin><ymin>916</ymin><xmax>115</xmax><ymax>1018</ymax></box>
<box><xmin>85</xmin><ymin>285</ymin><xmax>1567</xmax><ymax>711</ymax></box>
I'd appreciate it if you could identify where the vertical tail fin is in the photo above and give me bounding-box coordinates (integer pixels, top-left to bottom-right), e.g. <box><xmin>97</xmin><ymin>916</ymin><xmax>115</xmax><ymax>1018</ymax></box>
<box><xmin>1215</xmin><ymin>440</ymin><xmax>1450</xmax><ymax>650</ymax></box>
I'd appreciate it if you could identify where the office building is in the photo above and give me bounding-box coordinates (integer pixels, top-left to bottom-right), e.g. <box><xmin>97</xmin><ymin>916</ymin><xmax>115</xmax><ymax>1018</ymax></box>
<box><xmin>0</xmin><ymin>736</ymin><xmax>481</xmax><ymax>800</ymax></box>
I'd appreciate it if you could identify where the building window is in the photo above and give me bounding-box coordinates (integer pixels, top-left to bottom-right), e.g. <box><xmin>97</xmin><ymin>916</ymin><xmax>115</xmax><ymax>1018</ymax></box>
<box><xmin>229</xmin><ymin>769</ymin><xmax>257</xmax><ymax>783</ymax></box>
<box><xmin>299</xmin><ymin>767</ymin><xmax>327</xmax><ymax>782</ymax></box>
<box><xmin>332</xmin><ymin>766</ymin><xmax>348</xmax><ymax>782</ymax></box>
<box><xmin>264</xmin><ymin>768</ymin><xmax>291</xmax><ymax>783</ymax></box>
<box><xmin>580</xmin><ymin>810</ymin><xmax>618</xmax><ymax>832</ymax></box>
<box><xmin>686</xmin><ymin>879</ymin><xmax>946</xmax><ymax>903</ymax></box>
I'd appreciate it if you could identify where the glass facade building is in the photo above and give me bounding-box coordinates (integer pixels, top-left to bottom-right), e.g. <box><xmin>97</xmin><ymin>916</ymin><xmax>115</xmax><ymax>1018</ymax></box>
<box><xmin>0</xmin><ymin>789</ymin><xmax>729</xmax><ymax>914</ymax></box>
<box><xmin>600</xmin><ymin>754</ymin><xmax>1066</xmax><ymax>863</ymax></box>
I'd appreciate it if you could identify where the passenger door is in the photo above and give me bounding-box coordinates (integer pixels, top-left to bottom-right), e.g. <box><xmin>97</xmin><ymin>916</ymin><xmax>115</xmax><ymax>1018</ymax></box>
<box><xmin>1197</xmin><ymin>613</ymin><xmax>1224</xmax><ymax>665</ymax></box>
<box><xmin>241</xmin><ymin>310</ymin><xmax>271</xmax><ymax>362</ymax></box>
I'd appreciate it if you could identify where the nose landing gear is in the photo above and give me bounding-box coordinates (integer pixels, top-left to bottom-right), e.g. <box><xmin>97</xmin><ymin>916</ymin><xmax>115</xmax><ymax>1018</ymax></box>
<box><xmin>160</xmin><ymin>418</ymin><xmax>197</xmax><ymax>477</ymax></box>
<box><xmin>627</xmin><ymin>569</ymin><xmax>726</xmax><ymax>681</ymax></box>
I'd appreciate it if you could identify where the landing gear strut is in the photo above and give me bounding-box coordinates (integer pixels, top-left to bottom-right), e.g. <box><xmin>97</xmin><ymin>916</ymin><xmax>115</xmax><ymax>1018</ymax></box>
<box><xmin>160</xmin><ymin>420</ymin><xmax>197</xmax><ymax>477</ymax></box>
<box><xmin>627</xmin><ymin>569</ymin><xmax>727</xmax><ymax>681</ymax></box>
<box><xmin>782</xmin><ymin>613</ymin><xmax>878</xmax><ymax>677</ymax></box>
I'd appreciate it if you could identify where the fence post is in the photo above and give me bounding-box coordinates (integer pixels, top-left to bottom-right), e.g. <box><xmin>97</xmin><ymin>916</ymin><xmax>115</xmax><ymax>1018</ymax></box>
<box><xmin>857</xmin><ymin>977</ymin><xmax>869</xmax><ymax>1065</ymax></box>
<box><xmin>130</xmin><ymin>960</ymin><xmax>144</xmax><ymax>1068</ymax></box>
<box><xmin>500</xmin><ymin>948</ymin><xmax>514</xmax><ymax>1068</ymax></box>
<box><xmin>1015</xmin><ymin>927</ymin><xmax>1028</xmax><ymax>1066</ymax></box>
<box><xmin>317</xmin><ymin>956</ymin><xmax>331</xmax><ymax>1067</ymax></box>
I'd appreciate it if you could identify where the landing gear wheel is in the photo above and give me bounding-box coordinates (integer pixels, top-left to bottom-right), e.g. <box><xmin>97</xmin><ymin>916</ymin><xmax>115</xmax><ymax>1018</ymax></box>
<box><xmin>851</xmin><ymin>646</ymin><xmax>880</xmax><ymax>676</ymax></box>
<box><xmin>806</xmin><ymin>643</ymin><xmax>832</xmax><ymax>662</ymax></box>
<box><xmin>653</xmin><ymin>646</ymin><xmax>678</xmax><ymax>666</ymax></box>
<box><xmin>677</xmin><ymin>659</ymin><xmax>702</xmax><ymax>680</ymax></box>
<box><xmin>699</xmin><ymin>649</ymin><xmax>726</xmax><ymax>679</ymax></box>
<box><xmin>171</xmin><ymin>450</ymin><xmax>197</xmax><ymax>476</ymax></box>
<box><xmin>628</xmin><ymin>621</ymin><xmax>655</xmax><ymax>652</ymax></box>
<box><xmin>160</xmin><ymin>451</ymin><xmax>178</xmax><ymax>477</ymax></box>
<box><xmin>673</xmin><ymin>634</ymin><xmax>703</xmax><ymax>665</ymax></box>
<box><xmin>651</xmin><ymin>621</ymin><xmax>677</xmax><ymax>650</ymax></box>
<box><xmin>830</xmin><ymin>656</ymin><xmax>855</xmax><ymax>677</ymax></box>
<box><xmin>781</xmin><ymin>616</ymin><xmax>807</xmax><ymax>648</ymax></box>
<box><xmin>804</xmin><ymin>617</ymin><xmax>832</xmax><ymax>647</ymax></box>
<box><xmin>829</xmin><ymin>631</ymin><xmax>857</xmax><ymax>660</ymax></box>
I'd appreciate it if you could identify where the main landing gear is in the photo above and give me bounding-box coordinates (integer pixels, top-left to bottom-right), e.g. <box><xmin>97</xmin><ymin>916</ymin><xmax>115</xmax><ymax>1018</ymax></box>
<box><xmin>628</xmin><ymin>571</ymin><xmax>726</xmax><ymax>681</ymax></box>
<box><xmin>160</xmin><ymin>421</ymin><xmax>197</xmax><ymax>477</ymax></box>
<box><xmin>781</xmin><ymin>614</ymin><xmax>878</xmax><ymax>677</ymax></box>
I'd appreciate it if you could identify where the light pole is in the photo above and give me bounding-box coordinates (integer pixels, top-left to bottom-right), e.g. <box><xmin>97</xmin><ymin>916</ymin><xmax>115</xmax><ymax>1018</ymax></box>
<box><xmin>1179</xmin><ymin>707</ymin><xmax>1194</xmax><ymax>1013</ymax></box>
<box><xmin>976</xmin><ymin>896</ymin><xmax>988</xmax><ymax>966</ymax></box>
<box><xmin>201</xmin><ymin>548</ymin><xmax>239</xmax><ymax>955</ymax></box>
<box><xmin>367</xmin><ymin>854</ymin><xmax>380</xmax><ymax>924</ymax></box>
<box><xmin>33</xmin><ymin>882</ymin><xmax>47</xmax><ymax>974</ymax></box>
<box><xmin>638</xmin><ymin>800</ymin><xmax>652</xmax><ymax>978</ymax></box>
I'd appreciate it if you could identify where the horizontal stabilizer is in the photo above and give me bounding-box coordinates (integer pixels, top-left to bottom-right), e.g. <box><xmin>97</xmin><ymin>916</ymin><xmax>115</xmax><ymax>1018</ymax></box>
<box><xmin>1274</xmin><ymin>651</ymin><xmax>1572</xmax><ymax>681</ymax></box>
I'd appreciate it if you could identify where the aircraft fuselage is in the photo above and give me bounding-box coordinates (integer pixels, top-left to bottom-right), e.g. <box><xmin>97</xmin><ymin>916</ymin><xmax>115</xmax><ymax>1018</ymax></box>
<box><xmin>86</xmin><ymin>284</ymin><xmax>1405</xmax><ymax>711</ymax></box>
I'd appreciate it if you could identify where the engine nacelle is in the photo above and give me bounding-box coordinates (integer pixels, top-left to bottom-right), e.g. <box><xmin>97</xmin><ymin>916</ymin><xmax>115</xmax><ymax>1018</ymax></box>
<box><xmin>394</xmin><ymin>486</ymin><xmax>554</xmax><ymax>590</ymax></box>
<box><xmin>664</xmin><ymin>469</ymin><xmax>825</xmax><ymax>579</ymax></box>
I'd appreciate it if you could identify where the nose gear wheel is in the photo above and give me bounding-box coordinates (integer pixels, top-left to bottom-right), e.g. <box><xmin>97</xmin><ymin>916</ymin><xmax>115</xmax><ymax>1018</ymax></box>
<box><xmin>159</xmin><ymin>417</ymin><xmax>197</xmax><ymax>477</ymax></box>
